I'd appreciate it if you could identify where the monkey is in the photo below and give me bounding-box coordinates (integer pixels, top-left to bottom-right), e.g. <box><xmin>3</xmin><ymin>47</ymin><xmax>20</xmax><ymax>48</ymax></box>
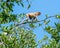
<box><xmin>21</xmin><ymin>12</ymin><xmax>41</xmax><ymax>23</ymax></box>
<box><xmin>26</xmin><ymin>12</ymin><xmax>41</xmax><ymax>21</ymax></box>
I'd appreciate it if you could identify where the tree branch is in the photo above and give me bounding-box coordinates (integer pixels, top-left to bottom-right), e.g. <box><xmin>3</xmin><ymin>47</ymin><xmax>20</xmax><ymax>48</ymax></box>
<box><xmin>16</xmin><ymin>16</ymin><xmax>55</xmax><ymax>25</ymax></box>
<box><xmin>11</xmin><ymin>16</ymin><xmax>55</xmax><ymax>30</ymax></box>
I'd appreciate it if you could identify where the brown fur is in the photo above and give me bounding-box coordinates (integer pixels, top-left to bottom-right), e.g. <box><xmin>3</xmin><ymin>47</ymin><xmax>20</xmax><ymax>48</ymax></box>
<box><xmin>26</xmin><ymin>12</ymin><xmax>41</xmax><ymax>18</ymax></box>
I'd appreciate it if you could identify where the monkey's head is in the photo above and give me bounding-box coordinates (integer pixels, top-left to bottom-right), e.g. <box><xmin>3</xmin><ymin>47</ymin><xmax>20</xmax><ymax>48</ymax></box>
<box><xmin>34</xmin><ymin>12</ymin><xmax>41</xmax><ymax>16</ymax></box>
<box><xmin>26</xmin><ymin>12</ymin><xmax>41</xmax><ymax>18</ymax></box>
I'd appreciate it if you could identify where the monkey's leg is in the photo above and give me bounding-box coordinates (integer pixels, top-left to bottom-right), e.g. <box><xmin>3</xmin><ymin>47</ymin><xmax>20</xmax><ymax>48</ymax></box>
<box><xmin>31</xmin><ymin>17</ymin><xmax>36</xmax><ymax>21</ymax></box>
<box><xmin>29</xmin><ymin>16</ymin><xmax>32</xmax><ymax>20</ymax></box>
<box><xmin>34</xmin><ymin>17</ymin><xmax>39</xmax><ymax>21</ymax></box>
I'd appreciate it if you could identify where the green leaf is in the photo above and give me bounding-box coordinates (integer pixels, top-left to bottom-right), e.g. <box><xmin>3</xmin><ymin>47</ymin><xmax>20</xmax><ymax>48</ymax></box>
<box><xmin>0</xmin><ymin>34</ymin><xmax>2</xmax><ymax>36</ymax></box>
<box><xmin>27</xmin><ymin>4</ymin><xmax>30</xmax><ymax>9</ymax></box>
<box><xmin>43</xmin><ymin>35</ymin><xmax>48</xmax><ymax>40</ymax></box>
<box><xmin>55</xmin><ymin>23</ymin><xmax>60</xmax><ymax>32</ymax></box>
<box><xmin>29</xmin><ymin>23</ymin><xmax>36</xmax><ymax>28</ymax></box>
<box><xmin>45</xmin><ymin>14</ymin><xmax>49</xmax><ymax>18</ymax></box>
<box><xmin>45</xmin><ymin>26</ymin><xmax>52</xmax><ymax>32</ymax></box>
<box><xmin>16</xmin><ymin>1</ymin><xmax>20</xmax><ymax>5</ymax></box>
<box><xmin>20</xmin><ymin>3</ymin><xmax>24</xmax><ymax>7</ymax></box>
<box><xmin>44</xmin><ymin>20</ymin><xmax>50</xmax><ymax>24</ymax></box>
<box><xmin>38</xmin><ymin>40</ymin><xmax>42</xmax><ymax>43</ymax></box>
<box><xmin>38</xmin><ymin>23</ymin><xmax>42</xmax><ymax>26</ymax></box>
<box><xmin>56</xmin><ymin>15</ymin><xmax>60</xmax><ymax>19</ymax></box>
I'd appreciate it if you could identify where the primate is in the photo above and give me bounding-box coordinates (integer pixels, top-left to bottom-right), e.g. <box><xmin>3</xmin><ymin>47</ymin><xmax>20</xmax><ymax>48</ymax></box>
<box><xmin>26</xmin><ymin>12</ymin><xmax>41</xmax><ymax>21</ymax></box>
<box><xmin>21</xmin><ymin>12</ymin><xmax>41</xmax><ymax>23</ymax></box>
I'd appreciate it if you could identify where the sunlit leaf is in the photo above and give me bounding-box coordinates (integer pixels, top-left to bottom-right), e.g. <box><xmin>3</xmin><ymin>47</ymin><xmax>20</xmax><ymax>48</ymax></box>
<box><xmin>56</xmin><ymin>15</ymin><xmax>60</xmax><ymax>19</ymax></box>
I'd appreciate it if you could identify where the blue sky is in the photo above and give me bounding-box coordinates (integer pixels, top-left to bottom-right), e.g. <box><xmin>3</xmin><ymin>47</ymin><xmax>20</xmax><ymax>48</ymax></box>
<box><xmin>13</xmin><ymin>0</ymin><xmax>60</xmax><ymax>44</ymax></box>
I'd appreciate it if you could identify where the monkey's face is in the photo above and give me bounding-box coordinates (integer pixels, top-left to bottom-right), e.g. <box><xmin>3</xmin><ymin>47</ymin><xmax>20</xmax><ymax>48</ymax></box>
<box><xmin>34</xmin><ymin>12</ymin><xmax>41</xmax><ymax>16</ymax></box>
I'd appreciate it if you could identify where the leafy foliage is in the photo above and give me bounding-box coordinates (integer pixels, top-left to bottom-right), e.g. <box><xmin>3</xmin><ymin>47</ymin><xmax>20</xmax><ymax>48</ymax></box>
<box><xmin>0</xmin><ymin>0</ymin><xmax>31</xmax><ymax>24</ymax></box>
<box><xmin>0</xmin><ymin>0</ymin><xmax>37</xmax><ymax>48</ymax></box>
<box><xmin>0</xmin><ymin>0</ymin><xmax>60</xmax><ymax>48</ymax></box>
<box><xmin>39</xmin><ymin>23</ymin><xmax>60</xmax><ymax>48</ymax></box>
<box><xmin>0</xmin><ymin>28</ymin><xmax>37</xmax><ymax>48</ymax></box>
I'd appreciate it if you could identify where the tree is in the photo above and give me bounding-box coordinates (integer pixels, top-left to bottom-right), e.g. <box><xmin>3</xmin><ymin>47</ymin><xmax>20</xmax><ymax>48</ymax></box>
<box><xmin>0</xmin><ymin>0</ymin><xmax>37</xmax><ymax>48</ymax></box>
<box><xmin>38</xmin><ymin>17</ymin><xmax>60</xmax><ymax>48</ymax></box>
<box><xmin>0</xmin><ymin>0</ymin><xmax>60</xmax><ymax>48</ymax></box>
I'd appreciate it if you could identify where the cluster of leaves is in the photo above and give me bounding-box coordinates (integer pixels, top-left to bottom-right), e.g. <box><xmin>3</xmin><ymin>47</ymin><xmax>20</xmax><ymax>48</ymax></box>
<box><xmin>38</xmin><ymin>22</ymin><xmax>60</xmax><ymax>48</ymax></box>
<box><xmin>37</xmin><ymin>14</ymin><xmax>60</xmax><ymax>48</ymax></box>
<box><xmin>0</xmin><ymin>0</ymin><xmax>31</xmax><ymax>24</ymax></box>
<box><xmin>0</xmin><ymin>27</ymin><xmax>37</xmax><ymax>48</ymax></box>
<box><xmin>39</xmin><ymin>37</ymin><xmax>60</xmax><ymax>48</ymax></box>
<box><xmin>0</xmin><ymin>0</ymin><xmax>37</xmax><ymax>48</ymax></box>
<box><xmin>45</xmin><ymin>23</ymin><xmax>60</xmax><ymax>42</ymax></box>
